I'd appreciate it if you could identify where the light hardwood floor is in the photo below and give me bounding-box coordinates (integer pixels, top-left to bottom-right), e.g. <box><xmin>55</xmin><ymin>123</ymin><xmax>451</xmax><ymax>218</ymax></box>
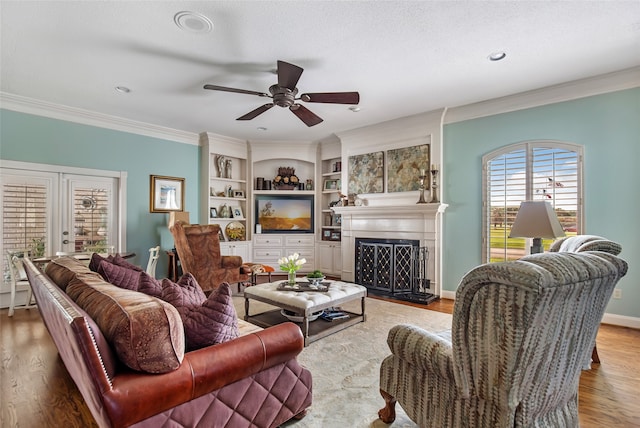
<box><xmin>1</xmin><ymin>298</ymin><xmax>639</xmax><ymax>427</ymax></box>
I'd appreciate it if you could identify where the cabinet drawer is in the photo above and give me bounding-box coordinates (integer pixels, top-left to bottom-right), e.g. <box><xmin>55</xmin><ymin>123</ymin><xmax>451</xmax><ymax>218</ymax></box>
<box><xmin>287</xmin><ymin>248</ymin><xmax>314</xmax><ymax>259</ymax></box>
<box><xmin>253</xmin><ymin>248</ymin><xmax>283</xmax><ymax>259</ymax></box>
<box><xmin>253</xmin><ymin>235</ymin><xmax>284</xmax><ymax>247</ymax></box>
<box><xmin>285</xmin><ymin>235</ymin><xmax>315</xmax><ymax>247</ymax></box>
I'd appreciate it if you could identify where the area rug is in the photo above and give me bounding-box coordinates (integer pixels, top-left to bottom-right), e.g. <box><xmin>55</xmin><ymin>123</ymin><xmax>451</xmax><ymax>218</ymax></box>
<box><xmin>233</xmin><ymin>296</ymin><xmax>453</xmax><ymax>427</ymax></box>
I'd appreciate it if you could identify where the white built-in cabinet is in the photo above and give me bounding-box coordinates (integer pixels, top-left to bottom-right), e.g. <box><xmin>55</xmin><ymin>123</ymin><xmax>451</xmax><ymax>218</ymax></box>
<box><xmin>253</xmin><ymin>234</ymin><xmax>315</xmax><ymax>273</ymax></box>
<box><xmin>220</xmin><ymin>242</ymin><xmax>250</xmax><ymax>260</ymax></box>
<box><xmin>317</xmin><ymin>242</ymin><xmax>342</xmax><ymax>275</ymax></box>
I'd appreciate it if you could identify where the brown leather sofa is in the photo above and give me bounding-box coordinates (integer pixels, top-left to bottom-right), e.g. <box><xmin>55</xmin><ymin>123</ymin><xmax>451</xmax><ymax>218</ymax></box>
<box><xmin>23</xmin><ymin>257</ymin><xmax>312</xmax><ymax>427</ymax></box>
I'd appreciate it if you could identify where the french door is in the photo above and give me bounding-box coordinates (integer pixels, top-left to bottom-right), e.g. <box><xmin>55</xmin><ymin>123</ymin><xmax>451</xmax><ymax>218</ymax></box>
<box><xmin>1</xmin><ymin>161</ymin><xmax>126</xmax><ymax>281</ymax></box>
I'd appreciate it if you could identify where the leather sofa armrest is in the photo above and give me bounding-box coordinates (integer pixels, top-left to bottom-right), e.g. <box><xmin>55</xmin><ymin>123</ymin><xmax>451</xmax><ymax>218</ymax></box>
<box><xmin>387</xmin><ymin>324</ymin><xmax>454</xmax><ymax>378</ymax></box>
<box><xmin>102</xmin><ymin>322</ymin><xmax>304</xmax><ymax>427</ymax></box>
<box><xmin>221</xmin><ymin>255</ymin><xmax>243</xmax><ymax>268</ymax></box>
<box><xmin>188</xmin><ymin>321</ymin><xmax>304</xmax><ymax>395</ymax></box>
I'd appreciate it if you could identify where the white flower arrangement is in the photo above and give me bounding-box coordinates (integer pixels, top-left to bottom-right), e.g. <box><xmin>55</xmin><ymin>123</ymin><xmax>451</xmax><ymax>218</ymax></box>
<box><xmin>278</xmin><ymin>253</ymin><xmax>307</xmax><ymax>273</ymax></box>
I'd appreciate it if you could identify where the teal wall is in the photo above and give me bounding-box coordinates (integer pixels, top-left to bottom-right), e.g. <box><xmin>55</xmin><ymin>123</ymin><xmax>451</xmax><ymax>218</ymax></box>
<box><xmin>0</xmin><ymin>110</ymin><xmax>201</xmax><ymax>277</ymax></box>
<box><xmin>443</xmin><ymin>88</ymin><xmax>640</xmax><ymax>318</ymax></box>
<box><xmin>2</xmin><ymin>88</ymin><xmax>639</xmax><ymax>318</ymax></box>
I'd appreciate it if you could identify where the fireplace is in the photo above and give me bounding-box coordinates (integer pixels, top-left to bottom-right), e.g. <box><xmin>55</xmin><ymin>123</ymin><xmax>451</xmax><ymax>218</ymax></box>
<box><xmin>332</xmin><ymin>204</ymin><xmax>448</xmax><ymax>298</ymax></box>
<box><xmin>355</xmin><ymin>238</ymin><xmax>436</xmax><ymax>303</ymax></box>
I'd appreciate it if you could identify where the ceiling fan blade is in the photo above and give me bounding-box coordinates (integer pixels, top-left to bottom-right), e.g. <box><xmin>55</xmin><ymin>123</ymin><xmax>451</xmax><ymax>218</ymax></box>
<box><xmin>277</xmin><ymin>60</ymin><xmax>304</xmax><ymax>90</ymax></box>
<box><xmin>204</xmin><ymin>84</ymin><xmax>268</xmax><ymax>97</ymax></box>
<box><xmin>290</xmin><ymin>104</ymin><xmax>323</xmax><ymax>127</ymax></box>
<box><xmin>236</xmin><ymin>104</ymin><xmax>274</xmax><ymax>121</ymax></box>
<box><xmin>300</xmin><ymin>92</ymin><xmax>360</xmax><ymax>104</ymax></box>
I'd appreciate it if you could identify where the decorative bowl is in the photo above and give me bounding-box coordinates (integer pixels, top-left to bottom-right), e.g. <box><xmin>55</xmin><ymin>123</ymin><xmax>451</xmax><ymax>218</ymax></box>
<box><xmin>306</xmin><ymin>275</ymin><xmax>326</xmax><ymax>285</ymax></box>
<box><xmin>281</xmin><ymin>309</ymin><xmax>323</xmax><ymax>323</ymax></box>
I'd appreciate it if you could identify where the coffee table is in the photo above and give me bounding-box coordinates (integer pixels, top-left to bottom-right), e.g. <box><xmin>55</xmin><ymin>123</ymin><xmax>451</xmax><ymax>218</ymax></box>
<box><xmin>244</xmin><ymin>280</ymin><xmax>367</xmax><ymax>346</ymax></box>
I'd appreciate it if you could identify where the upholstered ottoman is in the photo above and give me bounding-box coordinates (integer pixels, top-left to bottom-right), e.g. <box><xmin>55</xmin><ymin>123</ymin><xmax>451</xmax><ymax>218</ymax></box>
<box><xmin>244</xmin><ymin>280</ymin><xmax>367</xmax><ymax>346</ymax></box>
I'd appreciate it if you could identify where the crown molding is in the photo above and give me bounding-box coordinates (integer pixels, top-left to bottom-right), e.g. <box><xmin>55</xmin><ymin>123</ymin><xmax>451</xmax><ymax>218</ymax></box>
<box><xmin>0</xmin><ymin>92</ymin><xmax>199</xmax><ymax>145</ymax></box>
<box><xmin>444</xmin><ymin>67</ymin><xmax>640</xmax><ymax>124</ymax></box>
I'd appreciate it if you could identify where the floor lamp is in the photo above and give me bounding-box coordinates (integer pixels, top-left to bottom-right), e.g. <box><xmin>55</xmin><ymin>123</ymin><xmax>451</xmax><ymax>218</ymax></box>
<box><xmin>509</xmin><ymin>201</ymin><xmax>566</xmax><ymax>254</ymax></box>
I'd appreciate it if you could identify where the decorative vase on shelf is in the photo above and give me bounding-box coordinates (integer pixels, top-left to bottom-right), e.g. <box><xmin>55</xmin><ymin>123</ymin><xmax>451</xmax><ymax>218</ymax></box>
<box><xmin>288</xmin><ymin>271</ymin><xmax>296</xmax><ymax>286</ymax></box>
<box><xmin>225</xmin><ymin>159</ymin><xmax>232</xmax><ymax>179</ymax></box>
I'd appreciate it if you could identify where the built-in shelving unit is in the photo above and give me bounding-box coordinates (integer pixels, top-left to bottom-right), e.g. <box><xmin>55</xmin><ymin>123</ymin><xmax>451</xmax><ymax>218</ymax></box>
<box><xmin>317</xmin><ymin>139</ymin><xmax>342</xmax><ymax>276</ymax></box>
<box><xmin>249</xmin><ymin>142</ymin><xmax>320</xmax><ymax>270</ymax></box>
<box><xmin>320</xmin><ymin>156</ymin><xmax>342</xmax><ymax>242</ymax></box>
<box><xmin>199</xmin><ymin>133</ymin><xmax>250</xmax><ymax>254</ymax></box>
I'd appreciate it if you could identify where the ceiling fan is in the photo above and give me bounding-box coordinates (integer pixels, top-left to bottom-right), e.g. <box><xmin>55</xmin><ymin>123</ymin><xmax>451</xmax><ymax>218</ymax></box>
<box><xmin>204</xmin><ymin>60</ymin><xmax>360</xmax><ymax>127</ymax></box>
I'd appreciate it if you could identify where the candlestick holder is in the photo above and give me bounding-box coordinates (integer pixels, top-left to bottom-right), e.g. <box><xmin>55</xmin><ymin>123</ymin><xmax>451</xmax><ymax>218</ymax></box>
<box><xmin>430</xmin><ymin>169</ymin><xmax>439</xmax><ymax>203</ymax></box>
<box><xmin>416</xmin><ymin>174</ymin><xmax>428</xmax><ymax>204</ymax></box>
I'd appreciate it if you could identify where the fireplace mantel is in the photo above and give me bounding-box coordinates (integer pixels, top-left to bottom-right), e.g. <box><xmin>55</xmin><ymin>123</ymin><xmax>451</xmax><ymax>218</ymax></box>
<box><xmin>333</xmin><ymin>203</ymin><xmax>448</xmax><ymax>296</ymax></box>
<box><xmin>332</xmin><ymin>203</ymin><xmax>447</xmax><ymax>218</ymax></box>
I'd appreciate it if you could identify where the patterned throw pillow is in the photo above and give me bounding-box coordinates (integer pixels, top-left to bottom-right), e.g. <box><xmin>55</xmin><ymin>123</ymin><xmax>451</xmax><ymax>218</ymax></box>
<box><xmin>97</xmin><ymin>261</ymin><xmax>140</xmax><ymax>291</ymax></box>
<box><xmin>161</xmin><ymin>276</ymin><xmax>239</xmax><ymax>351</ymax></box>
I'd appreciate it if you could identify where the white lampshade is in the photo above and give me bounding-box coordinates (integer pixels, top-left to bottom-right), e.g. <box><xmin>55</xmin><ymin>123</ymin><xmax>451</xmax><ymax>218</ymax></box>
<box><xmin>509</xmin><ymin>201</ymin><xmax>566</xmax><ymax>240</ymax></box>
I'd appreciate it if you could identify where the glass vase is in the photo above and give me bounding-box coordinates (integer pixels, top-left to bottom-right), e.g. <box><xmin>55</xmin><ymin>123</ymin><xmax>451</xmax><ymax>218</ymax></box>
<box><xmin>288</xmin><ymin>271</ymin><xmax>296</xmax><ymax>285</ymax></box>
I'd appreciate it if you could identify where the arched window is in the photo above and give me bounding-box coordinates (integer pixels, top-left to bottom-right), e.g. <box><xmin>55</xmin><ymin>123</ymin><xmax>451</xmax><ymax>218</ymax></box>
<box><xmin>482</xmin><ymin>141</ymin><xmax>583</xmax><ymax>262</ymax></box>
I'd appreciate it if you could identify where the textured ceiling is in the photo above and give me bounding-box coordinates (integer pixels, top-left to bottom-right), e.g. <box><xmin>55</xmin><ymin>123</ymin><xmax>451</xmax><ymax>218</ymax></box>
<box><xmin>2</xmin><ymin>1</ymin><xmax>639</xmax><ymax>142</ymax></box>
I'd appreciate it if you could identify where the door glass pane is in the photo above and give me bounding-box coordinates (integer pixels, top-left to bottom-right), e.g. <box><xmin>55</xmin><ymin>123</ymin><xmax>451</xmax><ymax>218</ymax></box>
<box><xmin>72</xmin><ymin>186</ymin><xmax>114</xmax><ymax>253</ymax></box>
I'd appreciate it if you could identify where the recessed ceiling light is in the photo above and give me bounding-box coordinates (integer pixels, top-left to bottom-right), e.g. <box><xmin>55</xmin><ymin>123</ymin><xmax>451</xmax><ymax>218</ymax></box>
<box><xmin>257</xmin><ymin>127</ymin><xmax>268</xmax><ymax>131</ymax></box>
<box><xmin>349</xmin><ymin>106</ymin><xmax>361</xmax><ymax>112</ymax></box>
<box><xmin>174</xmin><ymin>11</ymin><xmax>213</xmax><ymax>33</ymax></box>
<box><xmin>488</xmin><ymin>51</ymin><xmax>507</xmax><ymax>62</ymax></box>
<box><xmin>115</xmin><ymin>86</ymin><xmax>131</xmax><ymax>93</ymax></box>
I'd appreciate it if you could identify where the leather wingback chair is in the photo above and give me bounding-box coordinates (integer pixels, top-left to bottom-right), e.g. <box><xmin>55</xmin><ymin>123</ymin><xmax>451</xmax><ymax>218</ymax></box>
<box><xmin>549</xmin><ymin>234</ymin><xmax>622</xmax><ymax>364</ymax></box>
<box><xmin>170</xmin><ymin>222</ymin><xmax>249</xmax><ymax>293</ymax></box>
<box><xmin>379</xmin><ymin>251</ymin><xmax>627</xmax><ymax>427</ymax></box>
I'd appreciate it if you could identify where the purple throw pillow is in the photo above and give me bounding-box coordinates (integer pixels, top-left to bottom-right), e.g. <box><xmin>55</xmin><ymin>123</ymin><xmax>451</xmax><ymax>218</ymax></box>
<box><xmin>181</xmin><ymin>283</ymin><xmax>239</xmax><ymax>351</ymax></box>
<box><xmin>160</xmin><ymin>273</ymin><xmax>207</xmax><ymax>309</ymax></box>
<box><xmin>112</xmin><ymin>254</ymin><xmax>143</xmax><ymax>272</ymax></box>
<box><xmin>138</xmin><ymin>271</ymin><xmax>163</xmax><ymax>298</ymax></box>
<box><xmin>89</xmin><ymin>253</ymin><xmax>114</xmax><ymax>272</ymax></box>
<box><xmin>97</xmin><ymin>261</ymin><xmax>140</xmax><ymax>291</ymax></box>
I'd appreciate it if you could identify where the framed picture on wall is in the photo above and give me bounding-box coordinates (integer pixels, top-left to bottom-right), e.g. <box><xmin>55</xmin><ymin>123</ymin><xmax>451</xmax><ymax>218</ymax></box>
<box><xmin>150</xmin><ymin>175</ymin><xmax>185</xmax><ymax>213</ymax></box>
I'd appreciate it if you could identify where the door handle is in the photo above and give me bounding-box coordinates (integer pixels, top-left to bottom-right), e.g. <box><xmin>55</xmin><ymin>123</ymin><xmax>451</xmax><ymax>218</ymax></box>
<box><xmin>63</xmin><ymin>239</ymin><xmax>69</xmax><ymax>244</ymax></box>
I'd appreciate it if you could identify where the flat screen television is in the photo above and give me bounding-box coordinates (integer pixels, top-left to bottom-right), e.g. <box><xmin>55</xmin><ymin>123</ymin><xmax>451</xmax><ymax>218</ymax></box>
<box><xmin>255</xmin><ymin>194</ymin><xmax>314</xmax><ymax>234</ymax></box>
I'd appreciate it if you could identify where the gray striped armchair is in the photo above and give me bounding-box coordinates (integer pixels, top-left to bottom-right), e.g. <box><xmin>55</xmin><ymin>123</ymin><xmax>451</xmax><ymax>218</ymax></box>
<box><xmin>379</xmin><ymin>250</ymin><xmax>628</xmax><ymax>427</ymax></box>
<box><xmin>549</xmin><ymin>234</ymin><xmax>623</xmax><ymax>365</ymax></box>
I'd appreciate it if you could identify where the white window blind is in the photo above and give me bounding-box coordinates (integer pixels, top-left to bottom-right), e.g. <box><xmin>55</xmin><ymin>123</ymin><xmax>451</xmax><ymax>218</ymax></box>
<box><xmin>483</xmin><ymin>142</ymin><xmax>582</xmax><ymax>262</ymax></box>
<box><xmin>2</xmin><ymin>183</ymin><xmax>48</xmax><ymax>254</ymax></box>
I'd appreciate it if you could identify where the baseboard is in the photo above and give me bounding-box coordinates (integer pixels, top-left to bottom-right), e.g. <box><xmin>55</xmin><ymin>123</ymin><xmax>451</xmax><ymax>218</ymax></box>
<box><xmin>601</xmin><ymin>313</ymin><xmax>640</xmax><ymax>329</ymax></box>
<box><xmin>440</xmin><ymin>290</ymin><xmax>639</xmax><ymax>329</ymax></box>
<box><xmin>0</xmin><ymin>289</ymin><xmax>30</xmax><ymax>309</ymax></box>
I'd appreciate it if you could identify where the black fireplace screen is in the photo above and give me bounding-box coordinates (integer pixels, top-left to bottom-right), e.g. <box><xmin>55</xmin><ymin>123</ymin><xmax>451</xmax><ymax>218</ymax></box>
<box><xmin>355</xmin><ymin>238</ymin><xmax>435</xmax><ymax>302</ymax></box>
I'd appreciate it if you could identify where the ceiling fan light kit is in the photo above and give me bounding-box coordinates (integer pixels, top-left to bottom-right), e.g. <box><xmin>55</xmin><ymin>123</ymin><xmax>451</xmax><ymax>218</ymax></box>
<box><xmin>204</xmin><ymin>60</ymin><xmax>360</xmax><ymax>127</ymax></box>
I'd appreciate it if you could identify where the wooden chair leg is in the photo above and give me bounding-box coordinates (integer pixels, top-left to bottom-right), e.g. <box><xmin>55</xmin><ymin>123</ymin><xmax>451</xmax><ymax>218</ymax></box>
<box><xmin>592</xmin><ymin>344</ymin><xmax>600</xmax><ymax>364</ymax></box>
<box><xmin>378</xmin><ymin>389</ymin><xmax>397</xmax><ymax>423</ymax></box>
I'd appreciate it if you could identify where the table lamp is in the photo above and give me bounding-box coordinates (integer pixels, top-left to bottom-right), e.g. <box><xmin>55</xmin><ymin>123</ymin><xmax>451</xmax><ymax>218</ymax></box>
<box><xmin>509</xmin><ymin>201</ymin><xmax>565</xmax><ymax>254</ymax></box>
